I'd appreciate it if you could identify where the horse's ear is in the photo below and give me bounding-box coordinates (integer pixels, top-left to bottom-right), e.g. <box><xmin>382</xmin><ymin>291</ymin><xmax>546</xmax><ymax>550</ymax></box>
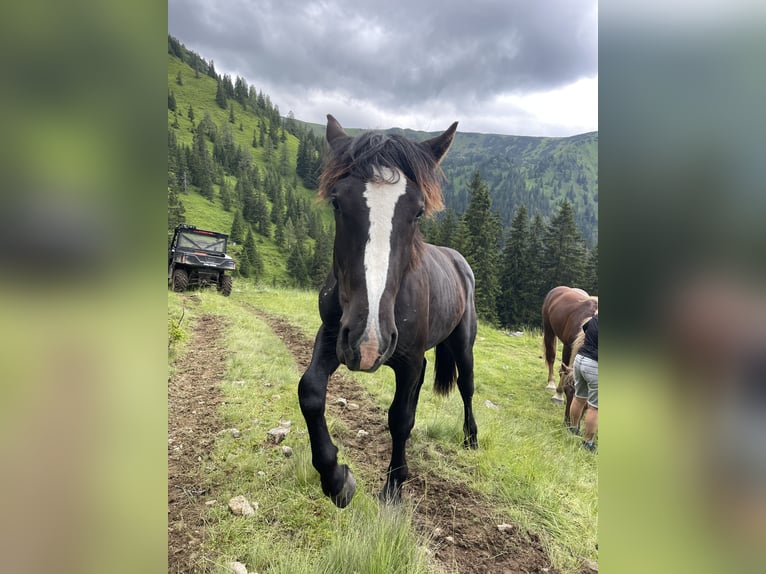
<box><xmin>326</xmin><ymin>114</ymin><xmax>348</xmax><ymax>149</ymax></box>
<box><xmin>422</xmin><ymin>121</ymin><xmax>458</xmax><ymax>164</ymax></box>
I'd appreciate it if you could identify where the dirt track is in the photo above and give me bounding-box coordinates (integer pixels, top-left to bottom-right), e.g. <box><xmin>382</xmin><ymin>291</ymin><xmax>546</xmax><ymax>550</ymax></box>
<box><xmin>168</xmin><ymin>304</ymin><xmax>558</xmax><ymax>573</ymax></box>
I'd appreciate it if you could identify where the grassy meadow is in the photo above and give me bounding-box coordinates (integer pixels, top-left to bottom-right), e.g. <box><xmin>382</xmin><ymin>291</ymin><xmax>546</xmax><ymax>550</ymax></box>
<box><xmin>168</xmin><ymin>283</ymin><xmax>597</xmax><ymax>573</ymax></box>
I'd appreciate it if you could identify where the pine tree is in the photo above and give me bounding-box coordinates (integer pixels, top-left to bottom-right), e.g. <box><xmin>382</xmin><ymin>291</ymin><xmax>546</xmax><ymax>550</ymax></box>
<box><xmin>287</xmin><ymin>241</ymin><xmax>309</xmax><ymax>288</ymax></box>
<box><xmin>461</xmin><ymin>171</ymin><xmax>502</xmax><ymax>324</ymax></box>
<box><xmin>436</xmin><ymin>208</ymin><xmax>461</xmax><ymax>249</ymax></box>
<box><xmin>584</xmin><ymin>244</ymin><xmax>598</xmax><ymax>295</ymax></box>
<box><xmin>244</xmin><ymin>229</ymin><xmax>264</xmax><ymax>280</ymax></box>
<box><xmin>230</xmin><ymin>210</ymin><xmax>245</xmax><ymax>244</ymax></box>
<box><xmin>237</xmin><ymin>247</ymin><xmax>251</xmax><ymax>278</ymax></box>
<box><xmin>254</xmin><ymin>191</ymin><xmax>271</xmax><ymax>237</ymax></box>
<box><xmin>310</xmin><ymin>225</ymin><xmax>333</xmax><ymax>288</ymax></box>
<box><xmin>228</xmin><ymin>102</ymin><xmax>235</xmax><ymax>124</ymax></box>
<box><xmin>526</xmin><ymin>212</ymin><xmax>548</xmax><ymax>326</ymax></box>
<box><xmin>168</xmin><ymin>90</ymin><xmax>176</xmax><ymax>111</ymax></box>
<box><xmin>167</xmin><ymin>186</ymin><xmax>186</xmax><ymax>233</ymax></box>
<box><xmin>274</xmin><ymin>215</ymin><xmax>286</xmax><ymax>248</ymax></box>
<box><xmin>191</xmin><ymin>128</ymin><xmax>214</xmax><ymax>200</ymax></box>
<box><xmin>187</xmin><ymin>104</ymin><xmax>194</xmax><ymax>122</ymax></box>
<box><xmin>176</xmin><ymin>70</ymin><xmax>183</xmax><ymax>85</ymax></box>
<box><xmin>542</xmin><ymin>200</ymin><xmax>587</xmax><ymax>289</ymax></box>
<box><xmin>220</xmin><ymin>177</ymin><xmax>233</xmax><ymax>211</ymax></box>
<box><xmin>216</xmin><ymin>81</ymin><xmax>227</xmax><ymax>109</ymax></box>
<box><xmin>497</xmin><ymin>204</ymin><xmax>532</xmax><ymax>328</ymax></box>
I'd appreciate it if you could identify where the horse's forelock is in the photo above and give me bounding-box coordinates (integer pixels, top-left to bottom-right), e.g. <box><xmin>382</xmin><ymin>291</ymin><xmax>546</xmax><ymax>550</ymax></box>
<box><xmin>319</xmin><ymin>132</ymin><xmax>445</xmax><ymax>214</ymax></box>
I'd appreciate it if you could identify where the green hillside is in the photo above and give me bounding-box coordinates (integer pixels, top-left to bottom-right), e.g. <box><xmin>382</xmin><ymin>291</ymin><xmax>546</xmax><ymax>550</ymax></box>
<box><xmin>168</xmin><ymin>37</ymin><xmax>333</xmax><ymax>288</ymax></box>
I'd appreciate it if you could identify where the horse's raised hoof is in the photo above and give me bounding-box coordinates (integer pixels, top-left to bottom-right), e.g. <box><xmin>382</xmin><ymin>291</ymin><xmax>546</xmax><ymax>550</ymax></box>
<box><xmin>550</xmin><ymin>394</ymin><xmax>565</xmax><ymax>405</ymax></box>
<box><xmin>546</xmin><ymin>382</ymin><xmax>557</xmax><ymax>391</ymax></box>
<box><xmin>330</xmin><ymin>465</ymin><xmax>356</xmax><ymax>508</ymax></box>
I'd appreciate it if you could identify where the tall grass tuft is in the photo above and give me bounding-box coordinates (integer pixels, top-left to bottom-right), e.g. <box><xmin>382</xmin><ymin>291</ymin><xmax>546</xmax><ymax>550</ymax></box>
<box><xmin>314</xmin><ymin>498</ymin><xmax>434</xmax><ymax>574</ymax></box>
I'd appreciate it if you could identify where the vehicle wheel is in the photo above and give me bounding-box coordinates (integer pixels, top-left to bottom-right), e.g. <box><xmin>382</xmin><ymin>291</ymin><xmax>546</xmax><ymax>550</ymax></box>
<box><xmin>219</xmin><ymin>275</ymin><xmax>233</xmax><ymax>296</ymax></box>
<box><xmin>172</xmin><ymin>269</ymin><xmax>189</xmax><ymax>292</ymax></box>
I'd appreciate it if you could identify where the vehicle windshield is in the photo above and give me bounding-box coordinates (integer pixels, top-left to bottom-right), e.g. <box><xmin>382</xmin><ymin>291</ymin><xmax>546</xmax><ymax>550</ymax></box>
<box><xmin>177</xmin><ymin>231</ymin><xmax>227</xmax><ymax>254</ymax></box>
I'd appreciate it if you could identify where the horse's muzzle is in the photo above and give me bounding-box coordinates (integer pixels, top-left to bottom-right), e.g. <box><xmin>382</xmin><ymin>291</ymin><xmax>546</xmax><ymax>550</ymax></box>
<box><xmin>338</xmin><ymin>326</ymin><xmax>397</xmax><ymax>372</ymax></box>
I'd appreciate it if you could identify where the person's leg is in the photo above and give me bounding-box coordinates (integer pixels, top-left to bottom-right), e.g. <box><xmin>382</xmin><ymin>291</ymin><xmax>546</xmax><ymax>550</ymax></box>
<box><xmin>580</xmin><ymin>357</ymin><xmax>598</xmax><ymax>450</ymax></box>
<box><xmin>569</xmin><ymin>396</ymin><xmax>587</xmax><ymax>431</ymax></box>
<box><xmin>583</xmin><ymin>405</ymin><xmax>598</xmax><ymax>442</ymax></box>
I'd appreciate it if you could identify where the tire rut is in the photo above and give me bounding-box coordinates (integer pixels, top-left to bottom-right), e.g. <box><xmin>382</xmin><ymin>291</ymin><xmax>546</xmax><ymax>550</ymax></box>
<box><xmin>168</xmin><ymin>312</ymin><xmax>228</xmax><ymax>574</ymax></box>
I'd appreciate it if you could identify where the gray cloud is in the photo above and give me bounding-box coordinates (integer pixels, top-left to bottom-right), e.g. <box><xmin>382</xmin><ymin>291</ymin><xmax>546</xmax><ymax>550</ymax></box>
<box><xmin>169</xmin><ymin>0</ymin><xmax>597</xmax><ymax>135</ymax></box>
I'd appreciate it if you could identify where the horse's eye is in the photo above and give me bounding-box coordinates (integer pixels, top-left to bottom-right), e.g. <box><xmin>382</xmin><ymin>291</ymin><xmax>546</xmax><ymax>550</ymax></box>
<box><xmin>415</xmin><ymin>207</ymin><xmax>425</xmax><ymax>221</ymax></box>
<box><xmin>330</xmin><ymin>197</ymin><xmax>340</xmax><ymax>212</ymax></box>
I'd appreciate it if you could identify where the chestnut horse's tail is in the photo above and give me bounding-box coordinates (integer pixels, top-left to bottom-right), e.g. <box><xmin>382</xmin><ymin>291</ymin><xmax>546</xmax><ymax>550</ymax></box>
<box><xmin>560</xmin><ymin>321</ymin><xmax>588</xmax><ymax>386</ymax></box>
<box><xmin>570</xmin><ymin>327</ymin><xmax>587</xmax><ymax>366</ymax></box>
<box><xmin>434</xmin><ymin>343</ymin><xmax>457</xmax><ymax>396</ymax></box>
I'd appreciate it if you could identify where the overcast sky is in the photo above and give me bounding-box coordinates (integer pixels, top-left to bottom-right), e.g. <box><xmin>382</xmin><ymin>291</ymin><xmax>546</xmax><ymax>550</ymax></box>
<box><xmin>168</xmin><ymin>0</ymin><xmax>597</xmax><ymax>137</ymax></box>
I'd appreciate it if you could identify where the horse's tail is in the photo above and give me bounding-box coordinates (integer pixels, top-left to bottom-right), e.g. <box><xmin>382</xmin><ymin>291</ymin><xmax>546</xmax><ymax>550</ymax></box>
<box><xmin>560</xmin><ymin>318</ymin><xmax>590</xmax><ymax>388</ymax></box>
<box><xmin>434</xmin><ymin>343</ymin><xmax>457</xmax><ymax>396</ymax></box>
<box><xmin>569</xmin><ymin>324</ymin><xmax>587</xmax><ymax>367</ymax></box>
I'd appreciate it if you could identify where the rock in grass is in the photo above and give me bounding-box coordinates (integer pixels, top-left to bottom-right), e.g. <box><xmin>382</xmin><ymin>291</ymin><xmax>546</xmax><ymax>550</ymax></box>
<box><xmin>356</xmin><ymin>429</ymin><xmax>369</xmax><ymax>439</ymax></box>
<box><xmin>228</xmin><ymin>495</ymin><xmax>255</xmax><ymax>517</ymax></box>
<box><xmin>226</xmin><ymin>562</ymin><xmax>248</xmax><ymax>574</ymax></box>
<box><xmin>267</xmin><ymin>426</ymin><xmax>289</xmax><ymax>444</ymax></box>
<box><xmin>484</xmin><ymin>399</ymin><xmax>499</xmax><ymax>410</ymax></box>
<box><xmin>281</xmin><ymin>445</ymin><xmax>293</xmax><ymax>458</ymax></box>
<box><xmin>334</xmin><ymin>397</ymin><xmax>348</xmax><ymax>407</ymax></box>
<box><xmin>497</xmin><ymin>523</ymin><xmax>516</xmax><ymax>534</ymax></box>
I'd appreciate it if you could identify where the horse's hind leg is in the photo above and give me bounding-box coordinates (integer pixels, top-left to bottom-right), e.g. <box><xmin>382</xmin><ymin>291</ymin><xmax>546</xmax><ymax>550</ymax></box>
<box><xmin>543</xmin><ymin>325</ymin><xmax>558</xmax><ymax>391</ymax></box>
<box><xmin>445</xmin><ymin>326</ymin><xmax>478</xmax><ymax>449</ymax></box>
<box><xmin>380</xmin><ymin>357</ymin><xmax>427</xmax><ymax>503</ymax></box>
<box><xmin>298</xmin><ymin>324</ymin><xmax>354</xmax><ymax>508</ymax></box>
<box><xmin>455</xmin><ymin>347</ymin><xmax>478</xmax><ymax>449</ymax></box>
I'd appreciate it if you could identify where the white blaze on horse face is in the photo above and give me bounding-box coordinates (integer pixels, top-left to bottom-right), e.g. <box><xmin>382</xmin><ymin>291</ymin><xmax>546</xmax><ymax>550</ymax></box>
<box><xmin>359</xmin><ymin>168</ymin><xmax>407</xmax><ymax>369</ymax></box>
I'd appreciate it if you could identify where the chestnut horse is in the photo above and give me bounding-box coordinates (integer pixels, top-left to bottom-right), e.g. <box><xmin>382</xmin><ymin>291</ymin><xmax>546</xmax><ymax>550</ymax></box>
<box><xmin>297</xmin><ymin>115</ymin><xmax>478</xmax><ymax>508</ymax></box>
<box><xmin>542</xmin><ymin>286</ymin><xmax>598</xmax><ymax>410</ymax></box>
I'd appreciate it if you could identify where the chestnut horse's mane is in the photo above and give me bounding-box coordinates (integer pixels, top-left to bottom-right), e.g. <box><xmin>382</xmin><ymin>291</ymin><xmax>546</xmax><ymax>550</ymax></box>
<box><xmin>319</xmin><ymin>131</ymin><xmax>446</xmax><ymax>215</ymax></box>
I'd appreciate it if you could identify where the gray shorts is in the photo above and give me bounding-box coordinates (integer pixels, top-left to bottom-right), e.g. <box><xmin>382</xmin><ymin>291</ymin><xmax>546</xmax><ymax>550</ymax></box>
<box><xmin>573</xmin><ymin>354</ymin><xmax>598</xmax><ymax>408</ymax></box>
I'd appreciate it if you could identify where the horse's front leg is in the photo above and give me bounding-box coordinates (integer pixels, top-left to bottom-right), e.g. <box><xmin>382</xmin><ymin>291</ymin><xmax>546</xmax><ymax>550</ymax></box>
<box><xmin>543</xmin><ymin>327</ymin><xmax>558</xmax><ymax>391</ymax></box>
<box><xmin>380</xmin><ymin>357</ymin><xmax>426</xmax><ymax>503</ymax></box>
<box><xmin>298</xmin><ymin>324</ymin><xmax>356</xmax><ymax>508</ymax></box>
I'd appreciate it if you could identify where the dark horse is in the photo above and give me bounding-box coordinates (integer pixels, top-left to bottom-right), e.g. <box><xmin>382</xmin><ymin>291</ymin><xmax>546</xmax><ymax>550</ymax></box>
<box><xmin>298</xmin><ymin>115</ymin><xmax>478</xmax><ymax>508</ymax></box>
<box><xmin>542</xmin><ymin>286</ymin><xmax>598</xmax><ymax>422</ymax></box>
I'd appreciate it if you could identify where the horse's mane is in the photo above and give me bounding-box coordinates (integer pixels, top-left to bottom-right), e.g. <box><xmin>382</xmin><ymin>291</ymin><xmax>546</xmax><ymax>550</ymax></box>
<box><xmin>319</xmin><ymin>131</ymin><xmax>445</xmax><ymax>215</ymax></box>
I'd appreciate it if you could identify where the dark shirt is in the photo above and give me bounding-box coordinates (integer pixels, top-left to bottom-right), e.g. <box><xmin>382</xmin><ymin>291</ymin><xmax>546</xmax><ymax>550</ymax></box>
<box><xmin>579</xmin><ymin>315</ymin><xmax>598</xmax><ymax>362</ymax></box>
